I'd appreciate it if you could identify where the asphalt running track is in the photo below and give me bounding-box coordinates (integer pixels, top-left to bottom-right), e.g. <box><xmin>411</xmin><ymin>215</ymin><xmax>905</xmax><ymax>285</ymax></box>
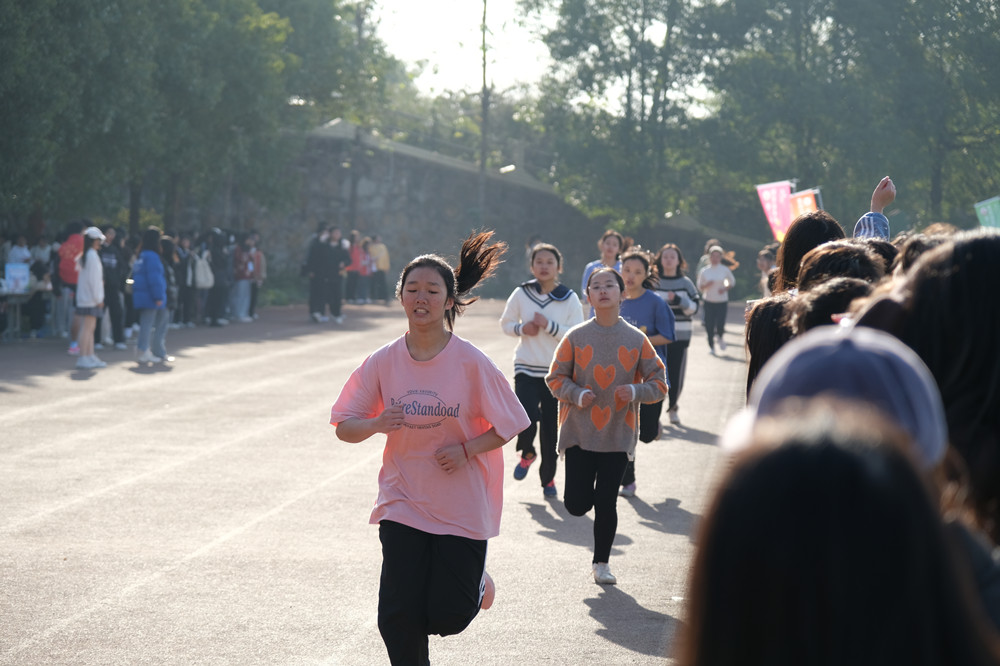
<box><xmin>0</xmin><ymin>300</ymin><xmax>748</xmax><ymax>665</ymax></box>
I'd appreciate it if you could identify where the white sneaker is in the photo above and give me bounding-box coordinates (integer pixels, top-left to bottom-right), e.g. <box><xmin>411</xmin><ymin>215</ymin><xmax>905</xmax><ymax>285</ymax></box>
<box><xmin>619</xmin><ymin>483</ymin><xmax>636</xmax><ymax>498</ymax></box>
<box><xmin>75</xmin><ymin>356</ymin><xmax>96</xmax><ymax>369</ymax></box>
<box><xmin>115</xmin><ymin>342</ymin><xmax>128</xmax><ymax>351</ymax></box>
<box><xmin>669</xmin><ymin>408</ymin><xmax>681</xmax><ymax>425</ymax></box>
<box><xmin>334</xmin><ymin>315</ymin><xmax>344</xmax><ymax>325</ymax></box>
<box><xmin>593</xmin><ymin>562</ymin><xmax>617</xmax><ymax>585</ymax></box>
<box><xmin>719</xmin><ymin>338</ymin><xmax>727</xmax><ymax>352</ymax></box>
<box><xmin>310</xmin><ymin>312</ymin><xmax>323</xmax><ymax>322</ymax></box>
<box><xmin>94</xmin><ymin>343</ymin><xmax>104</xmax><ymax>350</ymax></box>
<box><xmin>137</xmin><ymin>349</ymin><xmax>162</xmax><ymax>364</ymax></box>
<box><xmin>88</xmin><ymin>355</ymin><xmax>107</xmax><ymax>368</ymax></box>
<box><xmin>102</xmin><ymin>338</ymin><xmax>113</xmax><ymax>346</ymax></box>
<box><xmin>238</xmin><ymin>316</ymin><xmax>253</xmax><ymax>323</ymax></box>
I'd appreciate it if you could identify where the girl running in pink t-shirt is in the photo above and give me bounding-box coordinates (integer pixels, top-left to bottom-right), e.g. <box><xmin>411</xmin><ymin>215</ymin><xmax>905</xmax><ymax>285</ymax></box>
<box><xmin>331</xmin><ymin>231</ymin><xmax>530</xmax><ymax>665</ymax></box>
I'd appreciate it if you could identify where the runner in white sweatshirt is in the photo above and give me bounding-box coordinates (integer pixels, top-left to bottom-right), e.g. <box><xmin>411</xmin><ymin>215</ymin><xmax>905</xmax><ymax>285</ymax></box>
<box><xmin>500</xmin><ymin>243</ymin><xmax>584</xmax><ymax>496</ymax></box>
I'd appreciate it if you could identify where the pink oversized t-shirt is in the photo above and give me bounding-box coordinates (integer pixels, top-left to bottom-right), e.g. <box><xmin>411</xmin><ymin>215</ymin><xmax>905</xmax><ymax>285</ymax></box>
<box><xmin>330</xmin><ymin>333</ymin><xmax>530</xmax><ymax>541</ymax></box>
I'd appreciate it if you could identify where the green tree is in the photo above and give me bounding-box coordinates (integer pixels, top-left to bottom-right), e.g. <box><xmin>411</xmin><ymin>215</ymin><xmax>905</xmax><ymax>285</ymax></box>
<box><xmin>516</xmin><ymin>0</ymin><xmax>702</xmax><ymax>226</ymax></box>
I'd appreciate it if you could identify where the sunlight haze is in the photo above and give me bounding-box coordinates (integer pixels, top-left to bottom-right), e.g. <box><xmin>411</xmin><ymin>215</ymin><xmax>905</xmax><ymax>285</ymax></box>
<box><xmin>372</xmin><ymin>0</ymin><xmax>553</xmax><ymax>94</ymax></box>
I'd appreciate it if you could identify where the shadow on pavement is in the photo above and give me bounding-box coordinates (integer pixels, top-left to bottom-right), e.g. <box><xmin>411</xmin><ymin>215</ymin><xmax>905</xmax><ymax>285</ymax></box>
<box><xmin>0</xmin><ymin>303</ymin><xmax>402</xmax><ymax>384</ymax></box>
<box><xmin>622</xmin><ymin>496</ymin><xmax>699</xmax><ymax>542</ymax></box>
<box><xmin>586</xmin><ymin>585</ymin><xmax>682</xmax><ymax>658</ymax></box>
<box><xmin>662</xmin><ymin>424</ymin><xmax>720</xmax><ymax>446</ymax></box>
<box><xmin>522</xmin><ymin>501</ymin><xmax>634</xmax><ymax>554</ymax></box>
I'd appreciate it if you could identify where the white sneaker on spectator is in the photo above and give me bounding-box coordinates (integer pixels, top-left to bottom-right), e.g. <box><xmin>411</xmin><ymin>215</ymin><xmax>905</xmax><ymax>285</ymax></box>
<box><xmin>334</xmin><ymin>315</ymin><xmax>344</xmax><ymax>324</ymax></box>
<box><xmin>238</xmin><ymin>316</ymin><xmax>253</xmax><ymax>323</ymax></box>
<box><xmin>311</xmin><ymin>312</ymin><xmax>323</xmax><ymax>322</ymax></box>
<box><xmin>137</xmin><ymin>350</ymin><xmax>162</xmax><ymax>364</ymax></box>
<box><xmin>94</xmin><ymin>343</ymin><xmax>104</xmax><ymax>350</ymax></box>
<box><xmin>102</xmin><ymin>338</ymin><xmax>113</xmax><ymax>346</ymax></box>
<box><xmin>114</xmin><ymin>343</ymin><xmax>128</xmax><ymax>351</ymax></box>
<box><xmin>88</xmin><ymin>355</ymin><xmax>107</xmax><ymax>368</ymax></box>
<box><xmin>75</xmin><ymin>356</ymin><xmax>96</xmax><ymax>369</ymax></box>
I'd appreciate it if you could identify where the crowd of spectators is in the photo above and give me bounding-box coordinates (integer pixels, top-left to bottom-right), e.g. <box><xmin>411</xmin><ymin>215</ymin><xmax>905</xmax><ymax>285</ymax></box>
<box><xmin>680</xmin><ymin>177</ymin><xmax>1000</xmax><ymax>664</ymax></box>
<box><xmin>0</xmin><ymin>223</ymin><xmax>268</xmax><ymax>365</ymax></box>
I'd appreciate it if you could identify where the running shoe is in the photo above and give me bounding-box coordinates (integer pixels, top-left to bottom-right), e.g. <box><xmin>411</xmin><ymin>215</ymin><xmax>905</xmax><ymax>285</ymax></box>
<box><xmin>480</xmin><ymin>572</ymin><xmax>495</xmax><ymax>610</ymax></box>
<box><xmin>513</xmin><ymin>454</ymin><xmax>536</xmax><ymax>480</ymax></box>
<box><xmin>619</xmin><ymin>483</ymin><xmax>636</xmax><ymax>498</ymax></box>
<box><xmin>543</xmin><ymin>480</ymin><xmax>558</xmax><ymax>498</ymax></box>
<box><xmin>593</xmin><ymin>562</ymin><xmax>617</xmax><ymax>585</ymax></box>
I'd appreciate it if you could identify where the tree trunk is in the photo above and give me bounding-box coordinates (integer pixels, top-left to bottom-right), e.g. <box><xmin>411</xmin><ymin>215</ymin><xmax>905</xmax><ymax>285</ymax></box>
<box><xmin>129</xmin><ymin>179</ymin><xmax>142</xmax><ymax>237</ymax></box>
<box><xmin>164</xmin><ymin>173</ymin><xmax>179</xmax><ymax>232</ymax></box>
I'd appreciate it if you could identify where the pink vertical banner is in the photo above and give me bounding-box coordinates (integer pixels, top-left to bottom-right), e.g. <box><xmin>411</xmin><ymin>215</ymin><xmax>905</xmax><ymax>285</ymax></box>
<box><xmin>756</xmin><ymin>181</ymin><xmax>793</xmax><ymax>241</ymax></box>
<box><xmin>790</xmin><ymin>189</ymin><xmax>819</xmax><ymax>219</ymax></box>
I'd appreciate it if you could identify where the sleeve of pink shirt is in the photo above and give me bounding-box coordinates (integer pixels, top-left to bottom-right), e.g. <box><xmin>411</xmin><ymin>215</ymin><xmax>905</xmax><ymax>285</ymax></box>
<box><xmin>330</xmin><ymin>352</ymin><xmax>384</xmax><ymax>426</ymax></box>
<box><xmin>473</xmin><ymin>355</ymin><xmax>531</xmax><ymax>440</ymax></box>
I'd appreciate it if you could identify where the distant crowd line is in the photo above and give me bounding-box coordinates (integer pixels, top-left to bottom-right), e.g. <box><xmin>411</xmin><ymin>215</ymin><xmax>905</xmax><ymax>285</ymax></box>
<box><xmin>0</xmin><ymin>221</ymin><xmax>391</xmax><ymax>369</ymax></box>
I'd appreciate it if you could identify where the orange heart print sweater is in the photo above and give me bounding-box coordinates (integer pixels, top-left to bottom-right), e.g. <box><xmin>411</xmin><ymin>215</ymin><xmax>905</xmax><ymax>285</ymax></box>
<box><xmin>546</xmin><ymin>318</ymin><xmax>667</xmax><ymax>458</ymax></box>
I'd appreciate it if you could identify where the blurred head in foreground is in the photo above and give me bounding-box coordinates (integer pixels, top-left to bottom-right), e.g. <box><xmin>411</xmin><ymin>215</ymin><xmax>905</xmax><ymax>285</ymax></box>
<box><xmin>679</xmin><ymin>398</ymin><xmax>1000</xmax><ymax>666</ymax></box>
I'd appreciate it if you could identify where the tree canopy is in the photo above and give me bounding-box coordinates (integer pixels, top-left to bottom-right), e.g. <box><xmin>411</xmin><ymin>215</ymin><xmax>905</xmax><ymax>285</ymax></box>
<box><xmin>3</xmin><ymin>0</ymin><xmax>998</xmax><ymax>239</ymax></box>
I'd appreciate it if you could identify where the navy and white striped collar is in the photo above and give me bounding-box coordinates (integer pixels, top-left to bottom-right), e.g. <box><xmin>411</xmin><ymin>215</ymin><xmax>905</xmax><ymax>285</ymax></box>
<box><xmin>521</xmin><ymin>280</ymin><xmax>574</xmax><ymax>303</ymax></box>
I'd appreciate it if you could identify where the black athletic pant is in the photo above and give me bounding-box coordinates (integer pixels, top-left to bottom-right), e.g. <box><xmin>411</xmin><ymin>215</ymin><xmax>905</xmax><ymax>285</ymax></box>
<box><xmin>325</xmin><ymin>275</ymin><xmax>343</xmax><ymax>317</ymax></box>
<box><xmin>513</xmin><ymin>373</ymin><xmax>559</xmax><ymax>486</ymax></box>
<box><xmin>308</xmin><ymin>276</ymin><xmax>325</xmax><ymax>315</ymax></box>
<box><xmin>703</xmin><ymin>301</ymin><xmax>727</xmax><ymax>347</ymax></box>
<box><xmin>378</xmin><ymin>520</ymin><xmax>486</xmax><ymax>666</ymax></box>
<box><xmin>620</xmin><ymin>400</ymin><xmax>663</xmax><ymax>487</ymax></box>
<box><xmin>249</xmin><ymin>281</ymin><xmax>259</xmax><ymax>317</ymax></box>
<box><xmin>563</xmin><ymin>447</ymin><xmax>629</xmax><ymax>563</ymax></box>
<box><xmin>665</xmin><ymin>340</ymin><xmax>689</xmax><ymax>410</ymax></box>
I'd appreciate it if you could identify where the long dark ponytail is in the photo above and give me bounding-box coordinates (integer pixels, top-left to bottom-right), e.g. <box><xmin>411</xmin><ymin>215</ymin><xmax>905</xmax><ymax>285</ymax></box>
<box><xmin>396</xmin><ymin>230</ymin><xmax>507</xmax><ymax>331</ymax></box>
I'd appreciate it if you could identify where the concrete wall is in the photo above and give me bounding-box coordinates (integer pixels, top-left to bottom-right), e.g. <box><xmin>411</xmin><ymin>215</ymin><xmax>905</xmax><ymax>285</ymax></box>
<box><xmin>197</xmin><ymin>125</ymin><xmax>770</xmax><ymax>301</ymax></box>
<box><xmin>229</xmin><ymin>130</ymin><xmax>609</xmax><ymax>299</ymax></box>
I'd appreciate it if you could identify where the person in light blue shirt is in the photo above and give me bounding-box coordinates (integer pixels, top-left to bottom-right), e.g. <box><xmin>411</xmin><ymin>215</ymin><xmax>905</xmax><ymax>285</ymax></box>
<box><xmin>618</xmin><ymin>247</ymin><xmax>675</xmax><ymax>497</ymax></box>
<box><xmin>580</xmin><ymin>229</ymin><xmax>625</xmax><ymax>312</ymax></box>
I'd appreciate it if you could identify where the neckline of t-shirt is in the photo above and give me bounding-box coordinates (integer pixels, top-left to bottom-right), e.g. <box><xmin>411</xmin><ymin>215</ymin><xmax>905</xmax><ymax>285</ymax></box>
<box><xmin>403</xmin><ymin>331</ymin><xmax>456</xmax><ymax>363</ymax></box>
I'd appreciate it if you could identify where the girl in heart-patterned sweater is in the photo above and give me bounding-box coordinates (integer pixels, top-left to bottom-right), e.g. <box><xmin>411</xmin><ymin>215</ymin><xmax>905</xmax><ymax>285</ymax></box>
<box><xmin>546</xmin><ymin>266</ymin><xmax>667</xmax><ymax>585</ymax></box>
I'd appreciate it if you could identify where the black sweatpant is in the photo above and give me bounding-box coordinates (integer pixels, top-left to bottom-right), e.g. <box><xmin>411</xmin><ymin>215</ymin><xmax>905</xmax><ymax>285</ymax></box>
<box><xmin>563</xmin><ymin>447</ymin><xmax>629</xmax><ymax>563</ymax></box>
<box><xmin>308</xmin><ymin>276</ymin><xmax>325</xmax><ymax>315</ymax></box>
<box><xmin>703</xmin><ymin>301</ymin><xmax>728</xmax><ymax>347</ymax></box>
<box><xmin>513</xmin><ymin>373</ymin><xmax>559</xmax><ymax>486</ymax></box>
<box><xmin>325</xmin><ymin>275</ymin><xmax>343</xmax><ymax>317</ymax></box>
<box><xmin>378</xmin><ymin>520</ymin><xmax>487</xmax><ymax>666</ymax></box>
<box><xmin>665</xmin><ymin>340</ymin><xmax>689</xmax><ymax>410</ymax></box>
<box><xmin>620</xmin><ymin>399</ymin><xmax>663</xmax><ymax>487</ymax></box>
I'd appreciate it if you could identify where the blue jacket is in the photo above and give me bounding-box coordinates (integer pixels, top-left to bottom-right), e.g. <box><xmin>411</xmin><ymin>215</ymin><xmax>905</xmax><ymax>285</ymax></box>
<box><xmin>132</xmin><ymin>250</ymin><xmax>167</xmax><ymax>310</ymax></box>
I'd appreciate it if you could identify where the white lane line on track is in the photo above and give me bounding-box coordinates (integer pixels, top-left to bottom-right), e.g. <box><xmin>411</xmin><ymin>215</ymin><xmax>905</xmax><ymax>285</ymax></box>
<box><xmin>0</xmin><ymin>326</ymin><xmax>386</xmax><ymax>427</ymax></box>
<box><xmin>0</xmin><ymin>446</ymin><xmax>383</xmax><ymax>663</ymax></box>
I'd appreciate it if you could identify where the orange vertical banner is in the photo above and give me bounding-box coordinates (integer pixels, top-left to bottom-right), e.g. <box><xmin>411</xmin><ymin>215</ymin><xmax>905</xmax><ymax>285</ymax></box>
<box><xmin>790</xmin><ymin>189</ymin><xmax>819</xmax><ymax>219</ymax></box>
